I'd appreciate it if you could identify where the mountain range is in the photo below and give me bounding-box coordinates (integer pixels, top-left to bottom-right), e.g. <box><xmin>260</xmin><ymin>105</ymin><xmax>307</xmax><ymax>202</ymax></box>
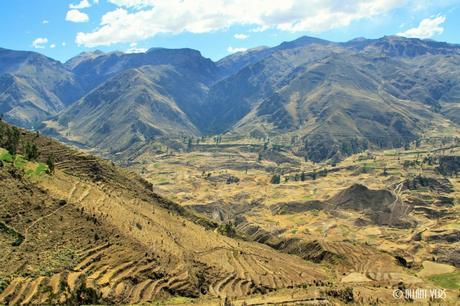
<box><xmin>1</xmin><ymin>35</ymin><xmax>460</xmax><ymax>161</ymax></box>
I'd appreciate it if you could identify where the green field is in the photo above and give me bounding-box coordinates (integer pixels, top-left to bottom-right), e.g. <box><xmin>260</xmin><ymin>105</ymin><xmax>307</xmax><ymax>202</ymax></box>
<box><xmin>428</xmin><ymin>271</ymin><xmax>460</xmax><ymax>289</ymax></box>
<box><xmin>0</xmin><ymin>147</ymin><xmax>48</xmax><ymax>177</ymax></box>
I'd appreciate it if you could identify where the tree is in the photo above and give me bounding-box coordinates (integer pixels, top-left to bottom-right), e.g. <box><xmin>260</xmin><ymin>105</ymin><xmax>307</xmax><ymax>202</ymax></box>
<box><xmin>270</xmin><ymin>174</ymin><xmax>281</xmax><ymax>184</ymax></box>
<box><xmin>24</xmin><ymin>142</ymin><xmax>39</xmax><ymax>160</ymax></box>
<box><xmin>187</xmin><ymin>138</ymin><xmax>193</xmax><ymax>152</ymax></box>
<box><xmin>300</xmin><ymin>171</ymin><xmax>306</xmax><ymax>181</ymax></box>
<box><xmin>382</xmin><ymin>167</ymin><xmax>388</xmax><ymax>176</ymax></box>
<box><xmin>5</xmin><ymin>126</ymin><xmax>20</xmax><ymax>155</ymax></box>
<box><xmin>257</xmin><ymin>153</ymin><xmax>263</xmax><ymax>162</ymax></box>
<box><xmin>0</xmin><ymin>123</ymin><xmax>4</xmax><ymax>144</ymax></box>
<box><xmin>311</xmin><ymin>170</ymin><xmax>317</xmax><ymax>180</ymax></box>
<box><xmin>217</xmin><ymin>222</ymin><xmax>236</xmax><ymax>237</ymax></box>
<box><xmin>263</xmin><ymin>142</ymin><xmax>268</xmax><ymax>151</ymax></box>
<box><xmin>46</xmin><ymin>154</ymin><xmax>55</xmax><ymax>174</ymax></box>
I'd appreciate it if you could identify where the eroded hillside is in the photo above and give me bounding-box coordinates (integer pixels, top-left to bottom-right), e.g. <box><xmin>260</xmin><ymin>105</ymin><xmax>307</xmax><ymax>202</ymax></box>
<box><xmin>127</xmin><ymin>124</ymin><xmax>460</xmax><ymax>304</ymax></box>
<box><xmin>0</xmin><ymin>121</ymin><xmax>413</xmax><ymax>305</ymax></box>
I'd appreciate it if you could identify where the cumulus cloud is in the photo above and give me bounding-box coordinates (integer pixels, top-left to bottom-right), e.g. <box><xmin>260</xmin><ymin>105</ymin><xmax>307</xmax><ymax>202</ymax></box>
<box><xmin>234</xmin><ymin>33</ymin><xmax>249</xmax><ymax>40</ymax></box>
<box><xmin>32</xmin><ymin>37</ymin><xmax>48</xmax><ymax>49</ymax></box>
<box><xmin>126</xmin><ymin>42</ymin><xmax>147</xmax><ymax>53</ymax></box>
<box><xmin>66</xmin><ymin>10</ymin><xmax>90</xmax><ymax>23</ymax></box>
<box><xmin>397</xmin><ymin>15</ymin><xmax>446</xmax><ymax>38</ymax></box>
<box><xmin>70</xmin><ymin>0</ymin><xmax>91</xmax><ymax>9</ymax></box>
<box><xmin>42</xmin><ymin>20</ymin><xmax>49</xmax><ymax>24</ymax></box>
<box><xmin>62</xmin><ymin>42</ymin><xmax>67</xmax><ymax>47</ymax></box>
<box><xmin>76</xmin><ymin>0</ymin><xmax>403</xmax><ymax>47</ymax></box>
<box><xmin>227</xmin><ymin>46</ymin><xmax>248</xmax><ymax>53</ymax></box>
<box><xmin>50</xmin><ymin>43</ymin><xmax>56</xmax><ymax>48</ymax></box>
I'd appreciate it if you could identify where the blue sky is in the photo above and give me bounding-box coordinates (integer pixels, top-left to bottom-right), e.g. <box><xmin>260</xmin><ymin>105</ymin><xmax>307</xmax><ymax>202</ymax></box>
<box><xmin>1</xmin><ymin>0</ymin><xmax>459</xmax><ymax>62</ymax></box>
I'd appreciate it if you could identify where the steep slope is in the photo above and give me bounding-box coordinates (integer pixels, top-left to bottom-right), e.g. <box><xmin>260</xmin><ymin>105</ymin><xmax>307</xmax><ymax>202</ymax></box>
<box><xmin>345</xmin><ymin>35</ymin><xmax>460</xmax><ymax>57</ymax></box>
<box><xmin>43</xmin><ymin>65</ymin><xmax>205</xmax><ymax>153</ymax></box>
<box><xmin>5</xmin><ymin>35</ymin><xmax>458</xmax><ymax>162</ymax></box>
<box><xmin>216</xmin><ymin>36</ymin><xmax>333</xmax><ymax>78</ymax></box>
<box><xmin>0</xmin><ymin>121</ymin><xmax>329</xmax><ymax>304</ymax></box>
<box><xmin>203</xmin><ymin>36</ymin><xmax>460</xmax><ymax>161</ymax></box>
<box><xmin>66</xmin><ymin>48</ymin><xmax>218</xmax><ymax>92</ymax></box>
<box><xmin>201</xmin><ymin>44</ymin><xmax>343</xmax><ymax>134</ymax></box>
<box><xmin>232</xmin><ymin>52</ymin><xmax>437</xmax><ymax>161</ymax></box>
<box><xmin>0</xmin><ymin>48</ymin><xmax>83</xmax><ymax>128</ymax></box>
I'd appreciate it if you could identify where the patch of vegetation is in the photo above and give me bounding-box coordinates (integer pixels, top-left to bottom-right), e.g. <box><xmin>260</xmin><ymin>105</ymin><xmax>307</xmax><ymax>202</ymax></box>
<box><xmin>0</xmin><ymin>123</ymin><xmax>50</xmax><ymax>177</ymax></box>
<box><xmin>69</xmin><ymin>283</ymin><xmax>102</xmax><ymax>305</ymax></box>
<box><xmin>270</xmin><ymin>174</ymin><xmax>281</xmax><ymax>184</ymax></box>
<box><xmin>0</xmin><ymin>222</ymin><xmax>25</xmax><ymax>246</ymax></box>
<box><xmin>34</xmin><ymin>163</ymin><xmax>48</xmax><ymax>176</ymax></box>
<box><xmin>0</xmin><ymin>277</ymin><xmax>10</xmax><ymax>294</ymax></box>
<box><xmin>24</xmin><ymin>141</ymin><xmax>39</xmax><ymax>160</ymax></box>
<box><xmin>46</xmin><ymin>154</ymin><xmax>55</xmax><ymax>174</ymax></box>
<box><xmin>217</xmin><ymin>222</ymin><xmax>237</xmax><ymax>238</ymax></box>
<box><xmin>13</xmin><ymin>154</ymin><xmax>27</xmax><ymax>169</ymax></box>
<box><xmin>428</xmin><ymin>271</ymin><xmax>460</xmax><ymax>289</ymax></box>
<box><xmin>37</xmin><ymin>249</ymin><xmax>77</xmax><ymax>276</ymax></box>
<box><xmin>0</xmin><ymin>149</ymin><xmax>13</xmax><ymax>162</ymax></box>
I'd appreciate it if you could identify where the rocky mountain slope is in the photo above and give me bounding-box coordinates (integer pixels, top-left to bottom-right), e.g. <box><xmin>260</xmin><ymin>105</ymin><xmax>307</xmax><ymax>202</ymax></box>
<box><xmin>2</xmin><ymin>35</ymin><xmax>460</xmax><ymax>161</ymax></box>
<box><xmin>1</xmin><ymin>121</ymin><xmax>336</xmax><ymax>304</ymax></box>
<box><xmin>0</xmin><ymin>48</ymin><xmax>83</xmax><ymax>128</ymax></box>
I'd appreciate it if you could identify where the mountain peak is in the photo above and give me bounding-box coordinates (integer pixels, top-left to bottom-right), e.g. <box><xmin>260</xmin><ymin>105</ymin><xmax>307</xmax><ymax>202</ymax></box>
<box><xmin>276</xmin><ymin>35</ymin><xmax>331</xmax><ymax>50</ymax></box>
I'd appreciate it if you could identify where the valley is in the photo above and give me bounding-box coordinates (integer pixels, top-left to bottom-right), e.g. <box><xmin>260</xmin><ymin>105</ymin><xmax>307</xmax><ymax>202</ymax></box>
<box><xmin>1</xmin><ymin>34</ymin><xmax>460</xmax><ymax>305</ymax></box>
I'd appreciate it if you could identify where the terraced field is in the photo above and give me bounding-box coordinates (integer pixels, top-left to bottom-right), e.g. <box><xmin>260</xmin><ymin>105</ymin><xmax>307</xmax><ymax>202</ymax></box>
<box><xmin>128</xmin><ymin>131</ymin><xmax>460</xmax><ymax>303</ymax></box>
<box><xmin>0</xmin><ymin>125</ymin><xmax>333</xmax><ymax>304</ymax></box>
<box><xmin>1</xmin><ymin>123</ymin><xmax>459</xmax><ymax>304</ymax></box>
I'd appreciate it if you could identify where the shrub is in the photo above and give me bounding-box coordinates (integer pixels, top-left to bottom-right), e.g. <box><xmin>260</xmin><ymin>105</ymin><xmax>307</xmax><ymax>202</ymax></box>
<box><xmin>24</xmin><ymin>142</ymin><xmax>39</xmax><ymax>160</ymax></box>
<box><xmin>270</xmin><ymin>174</ymin><xmax>281</xmax><ymax>184</ymax></box>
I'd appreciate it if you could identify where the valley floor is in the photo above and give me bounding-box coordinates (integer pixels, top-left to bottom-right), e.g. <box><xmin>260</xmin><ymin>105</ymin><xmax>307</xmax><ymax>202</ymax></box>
<box><xmin>127</xmin><ymin>131</ymin><xmax>460</xmax><ymax>304</ymax></box>
<box><xmin>1</xmin><ymin>121</ymin><xmax>459</xmax><ymax>305</ymax></box>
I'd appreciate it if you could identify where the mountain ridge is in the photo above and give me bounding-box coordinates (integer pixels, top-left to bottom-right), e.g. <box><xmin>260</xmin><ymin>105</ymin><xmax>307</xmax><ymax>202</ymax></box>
<box><xmin>1</xmin><ymin>35</ymin><xmax>460</xmax><ymax>161</ymax></box>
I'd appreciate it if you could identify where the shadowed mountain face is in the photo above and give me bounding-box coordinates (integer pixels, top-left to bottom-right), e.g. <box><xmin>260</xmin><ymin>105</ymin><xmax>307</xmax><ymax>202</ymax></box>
<box><xmin>2</xmin><ymin>35</ymin><xmax>460</xmax><ymax>161</ymax></box>
<box><xmin>49</xmin><ymin>66</ymin><xmax>204</xmax><ymax>153</ymax></box>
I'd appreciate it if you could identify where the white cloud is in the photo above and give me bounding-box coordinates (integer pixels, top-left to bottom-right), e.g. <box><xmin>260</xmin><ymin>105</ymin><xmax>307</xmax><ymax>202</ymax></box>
<box><xmin>76</xmin><ymin>0</ymin><xmax>404</xmax><ymax>47</ymax></box>
<box><xmin>50</xmin><ymin>43</ymin><xmax>56</xmax><ymax>48</ymax></box>
<box><xmin>234</xmin><ymin>33</ymin><xmax>249</xmax><ymax>40</ymax></box>
<box><xmin>32</xmin><ymin>37</ymin><xmax>48</xmax><ymax>49</ymax></box>
<box><xmin>126</xmin><ymin>42</ymin><xmax>147</xmax><ymax>53</ymax></box>
<box><xmin>42</xmin><ymin>20</ymin><xmax>49</xmax><ymax>24</ymax></box>
<box><xmin>66</xmin><ymin>10</ymin><xmax>90</xmax><ymax>23</ymax></box>
<box><xmin>94</xmin><ymin>0</ymin><xmax>100</xmax><ymax>4</ymax></box>
<box><xmin>397</xmin><ymin>15</ymin><xmax>446</xmax><ymax>38</ymax></box>
<box><xmin>70</xmin><ymin>0</ymin><xmax>91</xmax><ymax>9</ymax></box>
<box><xmin>227</xmin><ymin>46</ymin><xmax>248</xmax><ymax>53</ymax></box>
<box><xmin>62</xmin><ymin>42</ymin><xmax>67</xmax><ymax>47</ymax></box>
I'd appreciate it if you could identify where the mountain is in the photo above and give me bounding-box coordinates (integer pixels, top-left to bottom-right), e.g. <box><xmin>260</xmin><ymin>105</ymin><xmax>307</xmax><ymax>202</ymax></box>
<box><xmin>216</xmin><ymin>35</ymin><xmax>332</xmax><ymax>78</ymax></box>
<box><xmin>66</xmin><ymin>47</ymin><xmax>218</xmax><ymax>92</ymax></box>
<box><xmin>45</xmin><ymin>65</ymin><xmax>204</xmax><ymax>153</ymax></box>
<box><xmin>0</xmin><ymin>48</ymin><xmax>84</xmax><ymax>128</ymax></box>
<box><xmin>197</xmin><ymin>36</ymin><xmax>460</xmax><ymax>160</ymax></box>
<box><xmin>345</xmin><ymin>35</ymin><xmax>460</xmax><ymax>57</ymax></box>
<box><xmin>2</xmin><ymin>35</ymin><xmax>460</xmax><ymax>162</ymax></box>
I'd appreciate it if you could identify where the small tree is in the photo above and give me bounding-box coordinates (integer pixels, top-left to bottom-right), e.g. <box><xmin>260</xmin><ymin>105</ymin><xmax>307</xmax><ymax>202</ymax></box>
<box><xmin>300</xmin><ymin>171</ymin><xmax>306</xmax><ymax>181</ymax></box>
<box><xmin>24</xmin><ymin>142</ymin><xmax>39</xmax><ymax>160</ymax></box>
<box><xmin>270</xmin><ymin>174</ymin><xmax>281</xmax><ymax>184</ymax></box>
<box><xmin>187</xmin><ymin>138</ymin><xmax>193</xmax><ymax>152</ymax></box>
<box><xmin>46</xmin><ymin>154</ymin><xmax>55</xmax><ymax>174</ymax></box>
<box><xmin>5</xmin><ymin>126</ymin><xmax>20</xmax><ymax>155</ymax></box>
